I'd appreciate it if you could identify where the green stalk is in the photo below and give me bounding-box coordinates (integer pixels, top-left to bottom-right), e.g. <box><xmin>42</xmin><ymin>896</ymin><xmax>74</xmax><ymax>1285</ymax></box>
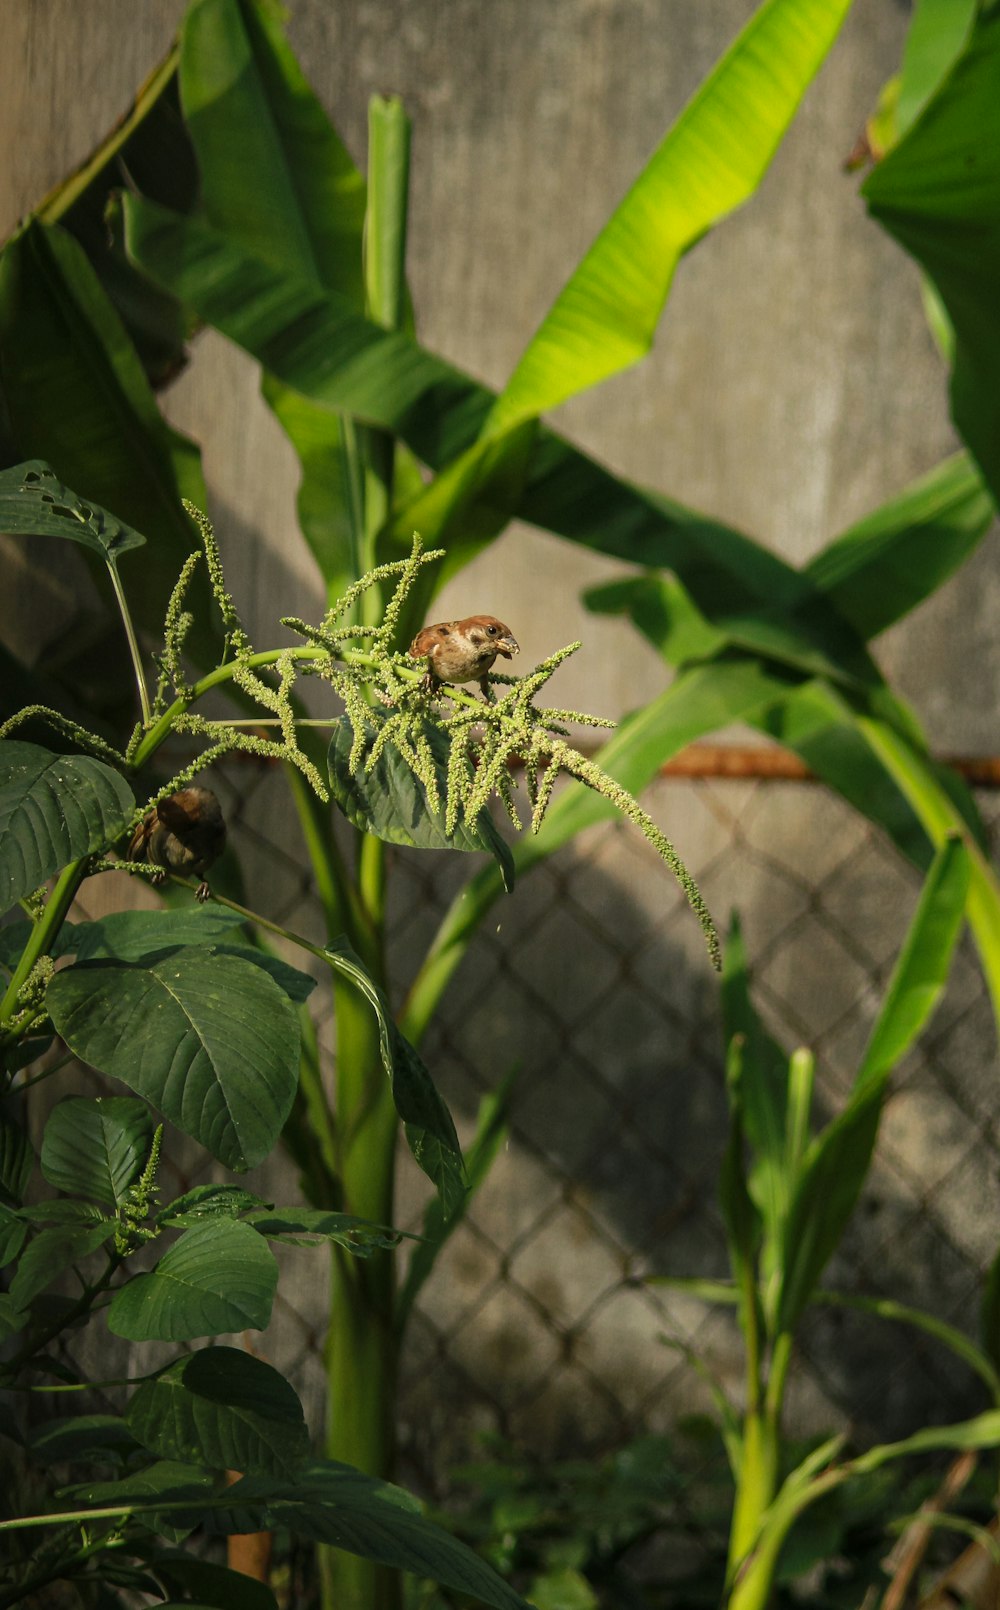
<box><xmin>320</xmin><ymin>93</ymin><xmax>411</xmax><ymax>1610</ymax></box>
<box><xmin>107</xmin><ymin>557</ymin><xmax>151</xmax><ymax>726</ymax></box>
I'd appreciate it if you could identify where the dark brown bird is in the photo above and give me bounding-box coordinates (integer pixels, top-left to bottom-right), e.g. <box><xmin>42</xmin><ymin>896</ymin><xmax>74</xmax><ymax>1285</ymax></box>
<box><xmin>128</xmin><ymin>786</ymin><xmax>226</xmax><ymax>903</ymax></box>
<box><xmin>409</xmin><ymin>614</ymin><xmax>519</xmax><ymax>699</ymax></box>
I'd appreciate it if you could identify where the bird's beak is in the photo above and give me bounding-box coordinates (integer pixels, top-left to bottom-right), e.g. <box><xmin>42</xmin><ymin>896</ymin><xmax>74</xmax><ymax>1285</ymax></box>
<box><xmin>497</xmin><ymin>635</ymin><xmax>519</xmax><ymax>660</ymax></box>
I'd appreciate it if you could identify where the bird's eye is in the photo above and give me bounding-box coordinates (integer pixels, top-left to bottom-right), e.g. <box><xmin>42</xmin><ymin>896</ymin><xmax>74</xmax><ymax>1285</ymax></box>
<box><xmin>487</xmin><ymin>624</ymin><xmax>498</xmax><ymax>635</ymax></box>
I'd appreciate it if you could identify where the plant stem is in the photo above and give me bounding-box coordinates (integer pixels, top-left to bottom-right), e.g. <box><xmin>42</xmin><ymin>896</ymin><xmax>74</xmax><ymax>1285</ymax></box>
<box><xmin>0</xmin><ymin>862</ymin><xmax>83</xmax><ymax>1027</ymax></box>
<box><xmin>107</xmin><ymin>558</ymin><xmax>151</xmax><ymax>726</ymax></box>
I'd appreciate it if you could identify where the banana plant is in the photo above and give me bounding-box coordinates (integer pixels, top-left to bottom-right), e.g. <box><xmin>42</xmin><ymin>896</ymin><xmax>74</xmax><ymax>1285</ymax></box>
<box><xmin>3</xmin><ymin>0</ymin><xmax>998</xmax><ymax>1606</ymax></box>
<box><xmin>652</xmin><ymin>836</ymin><xmax>1000</xmax><ymax>1610</ymax></box>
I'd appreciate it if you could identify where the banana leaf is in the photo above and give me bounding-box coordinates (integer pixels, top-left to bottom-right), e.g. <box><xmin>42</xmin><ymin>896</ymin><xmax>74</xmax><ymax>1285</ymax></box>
<box><xmin>863</xmin><ymin>5</ymin><xmax>1000</xmax><ymax>506</ymax></box>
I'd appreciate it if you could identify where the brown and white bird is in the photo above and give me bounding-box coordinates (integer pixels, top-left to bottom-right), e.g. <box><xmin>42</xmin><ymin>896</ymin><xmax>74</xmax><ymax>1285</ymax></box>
<box><xmin>128</xmin><ymin>786</ymin><xmax>226</xmax><ymax>903</ymax></box>
<box><xmin>409</xmin><ymin>615</ymin><xmax>519</xmax><ymax>699</ymax></box>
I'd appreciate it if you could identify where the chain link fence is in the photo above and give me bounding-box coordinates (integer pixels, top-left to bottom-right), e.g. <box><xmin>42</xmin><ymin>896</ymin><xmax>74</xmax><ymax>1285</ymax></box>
<box><xmin>58</xmin><ymin>756</ymin><xmax>1000</xmax><ymax>1505</ymax></box>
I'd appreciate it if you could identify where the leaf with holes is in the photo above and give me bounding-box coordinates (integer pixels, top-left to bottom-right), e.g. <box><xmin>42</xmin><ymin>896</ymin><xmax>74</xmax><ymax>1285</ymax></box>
<box><xmin>0</xmin><ymin>740</ymin><xmax>135</xmax><ymax>911</ymax></box>
<box><xmin>0</xmin><ymin>460</ymin><xmax>146</xmax><ymax>561</ymax></box>
<box><xmin>46</xmin><ymin>948</ymin><xmax>300</xmax><ymax>1171</ymax></box>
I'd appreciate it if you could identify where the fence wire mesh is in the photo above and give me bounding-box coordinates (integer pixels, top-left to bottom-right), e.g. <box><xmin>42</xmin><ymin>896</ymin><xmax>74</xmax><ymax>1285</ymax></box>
<box><xmin>59</xmin><ymin>757</ymin><xmax>1000</xmax><ymax>1509</ymax></box>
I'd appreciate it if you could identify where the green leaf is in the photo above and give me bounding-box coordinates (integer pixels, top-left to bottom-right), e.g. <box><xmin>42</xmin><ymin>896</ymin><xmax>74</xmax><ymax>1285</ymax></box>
<box><xmin>0</xmin><ymin>220</ymin><xmax>213</xmax><ymax>661</ymax></box>
<box><xmin>180</xmin><ymin>0</ymin><xmax>365</xmax><ymax>300</ymax></box>
<box><xmin>243</xmin><ymin>1207</ymin><xmax>402</xmax><ymax>1255</ymax></box>
<box><xmin>777</xmin><ymin>838</ymin><xmax>969</xmax><ymax>1331</ymax></box>
<box><xmin>0</xmin><ymin>739</ymin><xmax>135</xmax><ymax>912</ymax></box>
<box><xmin>126</xmin><ymin>1346</ymin><xmax>309</xmax><ymax>1474</ymax></box>
<box><xmin>46</xmin><ymin>948</ymin><xmax>300</xmax><ymax>1172</ymax></box>
<box><xmin>324</xmin><ymin>939</ymin><xmax>465</xmax><ymax>1217</ymax></box>
<box><xmin>487</xmin><ymin>0</ymin><xmax>853</xmax><ymax>433</ymax></box>
<box><xmin>0</xmin><ymin>1116</ymin><xmax>33</xmax><ymax>1207</ymax></box>
<box><xmin>717</xmin><ymin>1034</ymin><xmax>764</xmax><ymax>1287</ymax></box>
<box><xmin>857</xmin><ymin>838</ymin><xmax>970</xmax><ymax>1085</ymax></box>
<box><xmin>149</xmin><ymin>1552</ymin><xmax>279</xmax><ymax>1610</ymax></box>
<box><xmin>895</xmin><ymin>0</ymin><xmax>977</xmax><ymax>137</ymax></box>
<box><xmin>40</xmin><ymin>1096</ymin><xmax>154</xmax><ymax>1209</ymax></box>
<box><xmin>108</xmin><ymin>1219</ymin><xmax>278</xmax><ymax>1341</ymax></box>
<box><xmin>216</xmin><ymin>1462</ymin><xmax>531</xmax><ymax>1608</ymax></box>
<box><xmin>24</xmin><ymin>1200</ymin><xmax>108</xmax><ymax>1226</ymax></box>
<box><xmin>328</xmin><ymin>716</ymin><xmax>515</xmax><ymax>892</ymax></box>
<box><xmin>397</xmin><ymin>1069</ymin><xmax>517</xmax><ymax>1330</ymax></box>
<box><xmin>158</xmin><ymin>1183</ymin><xmax>272</xmax><ymax>1227</ymax></box>
<box><xmin>63</xmin><ymin>1458</ymin><xmax>530</xmax><ymax>1609</ymax></box>
<box><xmin>9</xmin><ymin>1222</ymin><xmax>113</xmax><ymax>1308</ymax></box>
<box><xmin>803</xmin><ymin>451</ymin><xmax>995</xmax><ymax>641</ymax></box>
<box><xmin>60</xmin><ymin>907</ymin><xmax>248</xmax><ymax>961</ymax></box>
<box><xmin>863</xmin><ymin>6</ymin><xmax>1000</xmax><ymax>505</ymax></box>
<box><xmin>0</xmin><ymin>1203</ymin><xmax>28</xmax><ymax>1267</ymax></box>
<box><xmin>28</xmin><ymin>1413</ymin><xmax>142</xmax><ymax>1465</ymax></box>
<box><xmin>0</xmin><ymin>460</ymin><xmax>146</xmax><ymax>561</ymax></box>
<box><xmin>721</xmin><ymin>918</ymin><xmax>792</xmax><ymax>1250</ymax></box>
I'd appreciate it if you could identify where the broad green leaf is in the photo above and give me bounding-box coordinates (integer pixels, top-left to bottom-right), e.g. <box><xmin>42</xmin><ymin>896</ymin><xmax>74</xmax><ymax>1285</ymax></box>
<box><xmin>180</xmin><ymin>0</ymin><xmax>365</xmax><ymax>300</ymax></box>
<box><xmin>0</xmin><ymin>1293</ymin><xmax>28</xmax><ymax>1338</ymax></box>
<box><xmin>324</xmin><ymin>938</ymin><xmax>465</xmax><ymax>1217</ymax></box>
<box><xmin>120</xmin><ymin>189</ymin><xmax>986</xmax><ymax>669</ymax></box>
<box><xmin>0</xmin><ymin>221</ymin><xmax>213</xmax><ymax>660</ymax></box>
<box><xmin>328</xmin><ymin>716</ymin><xmax>515</xmax><ymax>892</ymax></box>
<box><xmin>24</xmin><ymin>1200</ymin><xmax>108</xmax><ymax>1226</ymax></box>
<box><xmin>116</xmin><ymin>199</ymin><xmax>819</xmax><ymax>634</ymax></box>
<box><xmin>263</xmin><ymin>380</ymin><xmax>360</xmax><ymax>602</ymax></box>
<box><xmin>487</xmin><ymin>0</ymin><xmax>853</xmax><ymax>433</ymax></box>
<box><xmin>126</xmin><ymin>1346</ymin><xmax>308</xmax><ymax>1474</ymax></box>
<box><xmin>28</xmin><ymin>1414</ymin><xmax>142</xmax><ymax>1465</ymax></box>
<box><xmin>0</xmin><ymin>1203</ymin><xmax>27</xmax><ymax>1267</ymax></box>
<box><xmin>0</xmin><ymin>461</ymin><xmax>146</xmax><ymax>561</ymax></box>
<box><xmin>63</xmin><ymin>1459</ymin><xmax>530</xmax><ymax>1609</ymax></box>
<box><xmin>159</xmin><ymin>1183</ymin><xmax>272</xmax><ymax>1227</ymax></box>
<box><xmin>46</xmin><ymin>949</ymin><xmax>300</xmax><ymax>1172</ymax></box>
<box><xmin>108</xmin><ymin>1219</ymin><xmax>278</xmax><ymax>1341</ymax></box>
<box><xmin>397</xmin><ymin>1068</ymin><xmax>517</xmax><ymax>1330</ymax></box>
<box><xmin>215</xmin><ymin>1463</ymin><xmax>532</xmax><ymax>1609</ymax></box>
<box><xmin>9</xmin><ymin>1222</ymin><xmax>113</xmax><ymax>1309</ymax></box>
<box><xmin>148</xmin><ymin>1552</ymin><xmax>279</xmax><ymax>1610</ymax></box>
<box><xmin>59</xmin><ymin>907</ymin><xmax>248</xmax><ymax>961</ymax></box>
<box><xmin>41</xmin><ymin>1096</ymin><xmax>154</xmax><ymax>1209</ymax></box>
<box><xmin>895</xmin><ymin>0</ymin><xmax>977</xmax><ymax>137</ymax></box>
<box><xmin>803</xmin><ymin>451</ymin><xmax>995</xmax><ymax>641</ymax></box>
<box><xmin>243</xmin><ymin>1207</ymin><xmax>402</xmax><ymax>1255</ymax></box>
<box><xmin>65</xmin><ymin>1457</ymin><xmax>215</xmax><ymax>1512</ymax></box>
<box><xmin>863</xmin><ymin>7</ymin><xmax>1000</xmax><ymax>505</ymax></box>
<box><xmin>777</xmin><ymin>838</ymin><xmax>969</xmax><ymax>1331</ymax></box>
<box><xmin>0</xmin><ymin>740</ymin><xmax>135</xmax><ymax>912</ymax></box>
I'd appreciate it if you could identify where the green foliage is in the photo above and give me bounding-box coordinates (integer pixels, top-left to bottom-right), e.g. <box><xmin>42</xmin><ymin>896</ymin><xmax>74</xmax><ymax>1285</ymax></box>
<box><xmin>2</xmin><ymin>0</ymin><xmax>998</xmax><ymax>1604</ymax></box>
